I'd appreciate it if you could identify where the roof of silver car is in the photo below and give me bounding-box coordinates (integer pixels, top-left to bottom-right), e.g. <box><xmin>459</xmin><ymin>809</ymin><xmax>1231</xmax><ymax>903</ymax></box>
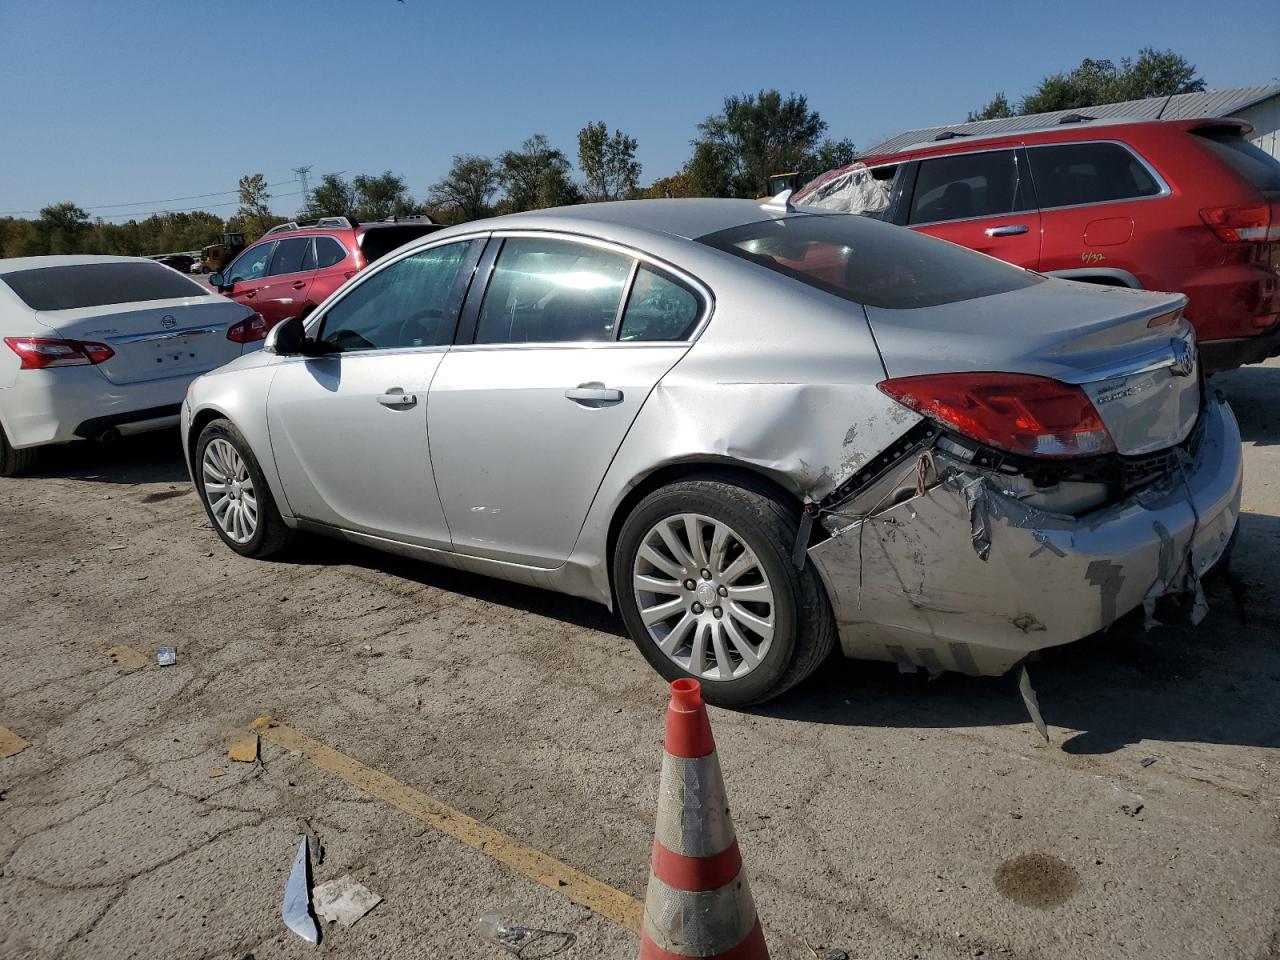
<box><xmin>0</xmin><ymin>254</ymin><xmax>155</xmax><ymax>276</ymax></box>
<box><xmin>453</xmin><ymin>198</ymin><xmax>801</xmax><ymax>242</ymax></box>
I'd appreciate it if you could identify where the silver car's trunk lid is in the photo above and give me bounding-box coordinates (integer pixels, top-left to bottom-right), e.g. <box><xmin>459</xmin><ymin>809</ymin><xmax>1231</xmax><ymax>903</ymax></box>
<box><xmin>36</xmin><ymin>297</ymin><xmax>251</xmax><ymax>385</ymax></box>
<box><xmin>865</xmin><ymin>280</ymin><xmax>1201</xmax><ymax>456</ymax></box>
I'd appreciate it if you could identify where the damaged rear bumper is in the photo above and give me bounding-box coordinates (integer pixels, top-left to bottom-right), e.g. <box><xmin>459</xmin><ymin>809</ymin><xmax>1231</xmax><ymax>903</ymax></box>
<box><xmin>807</xmin><ymin>393</ymin><xmax>1242</xmax><ymax>677</ymax></box>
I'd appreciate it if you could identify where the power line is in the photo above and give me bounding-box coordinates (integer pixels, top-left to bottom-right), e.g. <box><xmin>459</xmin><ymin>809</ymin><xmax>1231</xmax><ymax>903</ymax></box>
<box><xmin>0</xmin><ymin>177</ymin><xmax>300</xmax><ymax>217</ymax></box>
<box><xmin>93</xmin><ymin>190</ymin><xmax>306</xmax><ymax>222</ymax></box>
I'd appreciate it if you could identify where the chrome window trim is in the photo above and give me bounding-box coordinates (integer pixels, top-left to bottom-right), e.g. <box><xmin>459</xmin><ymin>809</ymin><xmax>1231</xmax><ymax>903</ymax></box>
<box><xmin>467</xmin><ymin>228</ymin><xmax>715</xmax><ymax>347</ymax></box>
<box><xmin>876</xmin><ymin>139</ymin><xmax>1171</xmax><ymax>226</ymax></box>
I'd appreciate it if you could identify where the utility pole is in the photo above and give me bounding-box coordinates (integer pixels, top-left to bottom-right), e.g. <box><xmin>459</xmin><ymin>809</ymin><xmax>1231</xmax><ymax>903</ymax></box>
<box><xmin>291</xmin><ymin>165</ymin><xmax>314</xmax><ymax>216</ymax></box>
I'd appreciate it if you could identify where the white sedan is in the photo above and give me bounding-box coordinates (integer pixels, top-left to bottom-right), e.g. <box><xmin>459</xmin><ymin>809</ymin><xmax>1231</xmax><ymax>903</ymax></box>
<box><xmin>0</xmin><ymin>255</ymin><xmax>262</xmax><ymax>475</ymax></box>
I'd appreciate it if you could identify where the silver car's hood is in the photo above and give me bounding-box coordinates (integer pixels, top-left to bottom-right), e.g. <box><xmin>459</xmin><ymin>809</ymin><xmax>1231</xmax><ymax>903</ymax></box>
<box><xmin>865</xmin><ymin>279</ymin><xmax>1200</xmax><ymax>456</ymax></box>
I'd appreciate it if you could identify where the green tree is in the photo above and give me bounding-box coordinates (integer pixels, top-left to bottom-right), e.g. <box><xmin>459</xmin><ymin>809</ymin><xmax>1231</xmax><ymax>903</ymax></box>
<box><xmin>40</xmin><ymin>202</ymin><xmax>90</xmax><ymax>254</ymax></box>
<box><xmin>352</xmin><ymin>171</ymin><xmax>419</xmax><ymax>221</ymax></box>
<box><xmin>577</xmin><ymin>121</ymin><xmax>641</xmax><ymax>201</ymax></box>
<box><xmin>695</xmin><ymin>90</ymin><xmax>827</xmax><ymax>198</ymax></box>
<box><xmin>235</xmin><ymin>173</ymin><xmax>276</xmax><ymax>241</ymax></box>
<box><xmin>683</xmin><ymin>141</ymin><xmax>733</xmax><ymax>197</ymax></box>
<box><xmin>428</xmin><ymin>154</ymin><xmax>499</xmax><ymax>223</ymax></box>
<box><xmin>498</xmin><ymin>134</ymin><xmax>576</xmax><ymax>211</ymax></box>
<box><xmin>798</xmin><ymin>137</ymin><xmax>858</xmax><ymax>184</ymax></box>
<box><xmin>1020</xmin><ymin>48</ymin><xmax>1205</xmax><ymax>114</ymax></box>
<box><xmin>302</xmin><ymin>174</ymin><xmax>357</xmax><ymax>221</ymax></box>
<box><xmin>967</xmin><ymin>92</ymin><xmax>1015</xmax><ymax>122</ymax></box>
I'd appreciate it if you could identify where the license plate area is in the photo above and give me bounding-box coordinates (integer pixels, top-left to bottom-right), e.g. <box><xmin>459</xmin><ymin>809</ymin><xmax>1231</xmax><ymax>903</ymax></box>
<box><xmin>148</xmin><ymin>335</ymin><xmax>206</xmax><ymax>371</ymax></box>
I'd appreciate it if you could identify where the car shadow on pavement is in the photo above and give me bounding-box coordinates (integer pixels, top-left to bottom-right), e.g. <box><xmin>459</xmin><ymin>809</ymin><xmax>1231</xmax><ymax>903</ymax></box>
<box><xmin>1213</xmin><ymin>363</ymin><xmax>1280</xmax><ymax>446</ymax></box>
<box><xmin>19</xmin><ymin>430</ymin><xmax>190</xmax><ymax>485</ymax></box>
<box><xmin>756</xmin><ymin>517</ymin><xmax>1280</xmax><ymax>754</ymax></box>
<box><xmin>282</xmin><ymin>535</ymin><xmax>628</xmax><ymax>638</ymax></box>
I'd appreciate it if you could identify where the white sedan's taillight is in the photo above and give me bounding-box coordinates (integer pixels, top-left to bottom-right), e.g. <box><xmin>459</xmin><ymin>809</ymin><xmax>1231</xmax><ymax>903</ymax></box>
<box><xmin>3</xmin><ymin>336</ymin><xmax>114</xmax><ymax>370</ymax></box>
<box><xmin>227</xmin><ymin>313</ymin><xmax>268</xmax><ymax>344</ymax></box>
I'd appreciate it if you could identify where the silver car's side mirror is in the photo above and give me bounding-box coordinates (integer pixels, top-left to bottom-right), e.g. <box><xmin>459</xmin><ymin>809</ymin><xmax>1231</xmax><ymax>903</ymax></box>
<box><xmin>264</xmin><ymin>315</ymin><xmax>306</xmax><ymax>356</ymax></box>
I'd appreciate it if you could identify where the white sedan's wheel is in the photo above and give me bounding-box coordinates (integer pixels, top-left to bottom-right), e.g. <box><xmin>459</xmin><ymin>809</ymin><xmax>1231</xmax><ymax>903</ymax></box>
<box><xmin>632</xmin><ymin>513</ymin><xmax>775</xmax><ymax>681</ymax></box>
<box><xmin>201</xmin><ymin>438</ymin><xmax>258</xmax><ymax>544</ymax></box>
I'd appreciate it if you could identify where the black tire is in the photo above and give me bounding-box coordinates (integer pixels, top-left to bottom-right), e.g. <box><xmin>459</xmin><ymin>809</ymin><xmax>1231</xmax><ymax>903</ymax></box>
<box><xmin>0</xmin><ymin>425</ymin><xmax>39</xmax><ymax>478</ymax></box>
<box><xmin>194</xmin><ymin>418</ymin><xmax>294</xmax><ymax>558</ymax></box>
<box><xmin>613</xmin><ymin>474</ymin><xmax>836</xmax><ymax>707</ymax></box>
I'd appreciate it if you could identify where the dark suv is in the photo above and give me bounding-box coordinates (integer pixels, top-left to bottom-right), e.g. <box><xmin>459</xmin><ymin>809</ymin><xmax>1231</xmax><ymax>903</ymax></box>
<box><xmin>797</xmin><ymin>118</ymin><xmax>1280</xmax><ymax>372</ymax></box>
<box><xmin>209</xmin><ymin>216</ymin><xmax>442</xmax><ymax>340</ymax></box>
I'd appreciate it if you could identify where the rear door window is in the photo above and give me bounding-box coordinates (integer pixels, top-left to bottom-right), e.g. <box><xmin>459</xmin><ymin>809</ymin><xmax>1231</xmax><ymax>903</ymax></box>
<box><xmin>618</xmin><ymin>267</ymin><xmax>701</xmax><ymax>341</ymax></box>
<box><xmin>908</xmin><ymin>150</ymin><xmax>1027</xmax><ymax>224</ymax></box>
<box><xmin>1027</xmin><ymin>142</ymin><xmax>1162</xmax><ymax>208</ymax></box>
<box><xmin>1193</xmin><ymin>131</ymin><xmax>1280</xmax><ymax>191</ymax></box>
<box><xmin>268</xmin><ymin>237</ymin><xmax>313</xmax><ymax>276</ymax></box>
<box><xmin>474</xmin><ymin>238</ymin><xmax>633</xmax><ymax>344</ymax></box>
<box><xmin>314</xmin><ymin>237</ymin><xmax>348</xmax><ymax>269</ymax></box>
<box><xmin>358</xmin><ymin>224</ymin><xmax>442</xmax><ymax>263</ymax></box>
<box><xmin>1</xmin><ymin>261</ymin><xmax>208</xmax><ymax>311</ymax></box>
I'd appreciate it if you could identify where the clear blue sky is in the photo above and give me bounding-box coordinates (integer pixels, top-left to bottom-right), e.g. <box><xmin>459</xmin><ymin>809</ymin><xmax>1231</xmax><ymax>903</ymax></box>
<box><xmin>1</xmin><ymin>0</ymin><xmax>1277</xmax><ymax>220</ymax></box>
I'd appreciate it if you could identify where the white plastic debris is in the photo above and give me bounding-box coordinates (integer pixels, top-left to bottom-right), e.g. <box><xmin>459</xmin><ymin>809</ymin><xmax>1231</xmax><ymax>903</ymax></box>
<box><xmin>794</xmin><ymin>162</ymin><xmax>890</xmax><ymax>215</ymax></box>
<box><xmin>283</xmin><ymin>837</ymin><xmax>319</xmax><ymax>943</ymax></box>
<box><xmin>312</xmin><ymin>875</ymin><xmax>382</xmax><ymax>927</ymax></box>
<box><xmin>155</xmin><ymin>646</ymin><xmax>177</xmax><ymax>667</ymax></box>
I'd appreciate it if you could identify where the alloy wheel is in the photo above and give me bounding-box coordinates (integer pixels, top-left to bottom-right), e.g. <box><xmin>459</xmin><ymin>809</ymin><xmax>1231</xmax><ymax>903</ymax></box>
<box><xmin>631</xmin><ymin>512</ymin><xmax>776</xmax><ymax>681</ymax></box>
<box><xmin>201</xmin><ymin>438</ymin><xmax>258</xmax><ymax>545</ymax></box>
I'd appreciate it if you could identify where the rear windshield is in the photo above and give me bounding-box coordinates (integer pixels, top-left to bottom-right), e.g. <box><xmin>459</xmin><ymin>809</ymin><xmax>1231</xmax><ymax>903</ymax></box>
<box><xmin>358</xmin><ymin>224</ymin><xmax>443</xmax><ymax>263</ymax></box>
<box><xmin>0</xmin><ymin>261</ymin><xmax>207</xmax><ymax>311</ymax></box>
<box><xmin>1195</xmin><ymin>131</ymin><xmax>1280</xmax><ymax>192</ymax></box>
<box><xmin>699</xmin><ymin>214</ymin><xmax>1041</xmax><ymax>309</ymax></box>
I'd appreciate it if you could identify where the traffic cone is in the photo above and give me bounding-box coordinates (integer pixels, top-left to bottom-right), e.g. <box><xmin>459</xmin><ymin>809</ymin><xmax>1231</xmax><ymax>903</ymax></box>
<box><xmin>639</xmin><ymin>678</ymin><xmax>769</xmax><ymax>960</ymax></box>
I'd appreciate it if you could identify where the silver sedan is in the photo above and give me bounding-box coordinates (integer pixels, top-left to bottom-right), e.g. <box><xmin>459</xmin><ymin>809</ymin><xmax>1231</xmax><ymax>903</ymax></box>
<box><xmin>181</xmin><ymin>199</ymin><xmax>1241</xmax><ymax>705</ymax></box>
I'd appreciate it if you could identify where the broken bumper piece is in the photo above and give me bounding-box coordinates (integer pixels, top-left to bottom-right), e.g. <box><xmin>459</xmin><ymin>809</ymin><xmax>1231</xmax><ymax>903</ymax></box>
<box><xmin>807</xmin><ymin>393</ymin><xmax>1242</xmax><ymax>677</ymax></box>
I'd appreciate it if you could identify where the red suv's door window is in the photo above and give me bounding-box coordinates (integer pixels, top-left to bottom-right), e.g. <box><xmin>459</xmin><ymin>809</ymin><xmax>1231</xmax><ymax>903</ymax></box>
<box><xmin>314</xmin><ymin>236</ymin><xmax>348</xmax><ymax>269</ymax></box>
<box><xmin>908</xmin><ymin>150</ymin><xmax>1029</xmax><ymax>225</ymax></box>
<box><xmin>1026</xmin><ymin>142</ymin><xmax>1163</xmax><ymax>208</ymax></box>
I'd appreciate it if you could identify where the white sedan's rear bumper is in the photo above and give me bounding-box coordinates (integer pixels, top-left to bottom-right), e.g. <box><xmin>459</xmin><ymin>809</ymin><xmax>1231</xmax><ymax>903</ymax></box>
<box><xmin>808</xmin><ymin>392</ymin><xmax>1243</xmax><ymax>676</ymax></box>
<box><xmin>0</xmin><ymin>367</ymin><xmax>192</xmax><ymax>448</ymax></box>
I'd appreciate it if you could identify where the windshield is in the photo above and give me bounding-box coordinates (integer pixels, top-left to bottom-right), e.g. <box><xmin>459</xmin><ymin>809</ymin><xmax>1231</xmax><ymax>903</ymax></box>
<box><xmin>699</xmin><ymin>214</ymin><xmax>1041</xmax><ymax>309</ymax></box>
<box><xmin>1</xmin><ymin>261</ymin><xmax>208</xmax><ymax>311</ymax></box>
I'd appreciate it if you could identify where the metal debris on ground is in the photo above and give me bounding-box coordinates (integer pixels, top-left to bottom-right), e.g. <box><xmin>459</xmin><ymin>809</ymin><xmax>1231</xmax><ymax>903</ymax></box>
<box><xmin>1141</xmin><ymin>757</ymin><xmax>1159</xmax><ymax>768</ymax></box>
<box><xmin>155</xmin><ymin>646</ymin><xmax>177</xmax><ymax>667</ymax></box>
<box><xmin>282</xmin><ymin>836</ymin><xmax>319</xmax><ymax>944</ymax></box>
<box><xmin>296</xmin><ymin>817</ymin><xmax>324</xmax><ymax>865</ymax></box>
<box><xmin>477</xmin><ymin>914</ymin><xmax>576</xmax><ymax>957</ymax></box>
<box><xmin>228</xmin><ymin>730</ymin><xmax>259</xmax><ymax>763</ymax></box>
<box><xmin>1017</xmin><ymin>667</ymin><xmax>1049</xmax><ymax>743</ymax></box>
<box><xmin>101</xmin><ymin>644</ymin><xmax>151</xmax><ymax>670</ymax></box>
<box><xmin>0</xmin><ymin>725</ymin><xmax>30</xmax><ymax>759</ymax></box>
<box><xmin>311</xmin><ymin>874</ymin><xmax>382</xmax><ymax>927</ymax></box>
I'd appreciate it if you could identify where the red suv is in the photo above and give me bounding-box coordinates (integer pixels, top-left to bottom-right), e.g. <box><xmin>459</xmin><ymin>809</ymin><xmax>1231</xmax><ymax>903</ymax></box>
<box><xmin>798</xmin><ymin>118</ymin><xmax>1280</xmax><ymax>372</ymax></box>
<box><xmin>209</xmin><ymin>216</ymin><xmax>442</xmax><ymax>341</ymax></box>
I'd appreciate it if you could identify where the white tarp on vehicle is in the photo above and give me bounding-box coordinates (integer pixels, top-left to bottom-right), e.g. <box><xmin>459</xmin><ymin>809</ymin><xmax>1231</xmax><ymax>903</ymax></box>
<box><xmin>794</xmin><ymin>162</ymin><xmax>891</xmax><ymax>215</ymax></box>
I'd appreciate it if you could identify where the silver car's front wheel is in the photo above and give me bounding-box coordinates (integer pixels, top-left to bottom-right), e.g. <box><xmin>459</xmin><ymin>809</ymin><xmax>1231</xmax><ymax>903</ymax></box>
<box><xmin>202</xmin><ymin>438</ymin><xmax>258</xmax><ymax>544</ymax></box>
<box><xmin>193</xmin><ymin>419</ymin><xmax>293</xmax><ymax>558</ymax></box>
<box><xmin>632</xmin><ymin>513</ymin><xmax>776</xmax><ymax>681</ymax></box>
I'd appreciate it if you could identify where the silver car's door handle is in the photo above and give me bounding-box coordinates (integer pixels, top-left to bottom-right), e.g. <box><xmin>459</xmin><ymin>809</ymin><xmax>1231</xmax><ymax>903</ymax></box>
<box><xmin>565</xmin><ymin>382</ymin><xmax>624</xmax><ymax>406</ymax></box>
<box><xmin>377</xmin><ymin>391</ymin><xmax>418</xmax><ymax>408</ymax></box>
<box><xmin>985</xmin><ymin>224</ymin><xmax>1030</xmax><ymax>237</ymax></box>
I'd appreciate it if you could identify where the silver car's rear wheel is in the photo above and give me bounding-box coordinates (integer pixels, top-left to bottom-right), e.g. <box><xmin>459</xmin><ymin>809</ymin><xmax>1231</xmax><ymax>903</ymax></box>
<box><xmin>201</xmin><ymin>438</ymin><xmax>258</xmax><ymax>544</ymax></box>
<box><xmin>632</xmin><ymin>512</ymin><xmax>776</xmax><ymax>681</ymax></box>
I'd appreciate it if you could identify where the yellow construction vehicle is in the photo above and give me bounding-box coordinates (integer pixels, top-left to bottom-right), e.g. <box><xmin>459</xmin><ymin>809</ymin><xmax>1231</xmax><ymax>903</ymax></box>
<box><xmin>199</xmin><ymin>233</ymin><xmax>246</xmax><ymax>274</ymax></box>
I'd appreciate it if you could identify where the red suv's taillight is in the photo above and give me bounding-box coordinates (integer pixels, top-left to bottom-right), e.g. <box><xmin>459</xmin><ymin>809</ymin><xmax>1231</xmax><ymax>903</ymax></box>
<box><xmin>878</xmin><ymin>372</ymin><xmax>1115</xmax><ymax>459</ymax></box>
<box><xmin>1199</xmin><ymin>202</ymin><xmax>1280</xmax><ymax>243</ymax></box>
<box><xmin>226</xmin><ymin>313</ymin><xmax>268</xmax><ymax>344</ymax></box>
<box><xmin>3</xmin><ymin>336</ymin><xmax>115</xmax><ymax>370</ymax></box>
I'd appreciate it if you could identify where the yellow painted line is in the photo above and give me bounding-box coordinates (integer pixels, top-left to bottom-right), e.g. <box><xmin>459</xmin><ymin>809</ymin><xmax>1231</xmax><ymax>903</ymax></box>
<box><xmin>0</xmin><ymin>725</ymin><xmax>30</xmax><ymax>759</ymax></box>
<box><xmin>252</xmin><ymin>716</ymin><xmax>644</xmax><ymax>932</ymax></box>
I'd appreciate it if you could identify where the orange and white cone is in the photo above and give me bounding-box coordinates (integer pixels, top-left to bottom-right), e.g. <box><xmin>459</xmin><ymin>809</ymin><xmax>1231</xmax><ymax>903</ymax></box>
<box><xmin>639</xmin><ymin>678</ymin><xmax>769</xmax><ymax>960</ymax></box>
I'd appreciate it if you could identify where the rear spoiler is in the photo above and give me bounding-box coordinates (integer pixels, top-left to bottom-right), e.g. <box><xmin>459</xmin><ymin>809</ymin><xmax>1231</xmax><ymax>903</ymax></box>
<box><xmin>1177</xmin><ymin>117</ymin><xmax>1255</xmax><ymax>138</ymax></box>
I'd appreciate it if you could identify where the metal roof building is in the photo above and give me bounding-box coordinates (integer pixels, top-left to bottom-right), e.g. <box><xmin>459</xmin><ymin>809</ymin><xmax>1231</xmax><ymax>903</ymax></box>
<box><xmin>861</xmin><ymin>83</ymin><xmax>1280</xmax><ymax>159</ymax></box>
